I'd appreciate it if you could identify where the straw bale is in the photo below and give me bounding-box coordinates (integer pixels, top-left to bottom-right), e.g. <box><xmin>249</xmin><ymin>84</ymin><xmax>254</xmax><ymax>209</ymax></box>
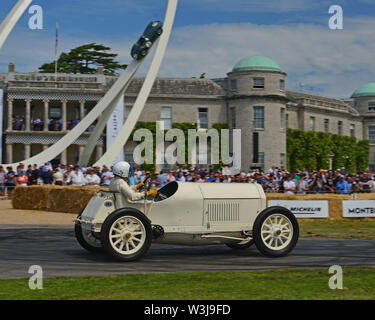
<box><xmin>12</xmin><ymin>186</ymin><xmax>51</xmax><ymax>211</ymax></box>
<box><xmin>12</xmin><ymin>186</ymin><xmax>106</xmax><ymax>214</ymax></box>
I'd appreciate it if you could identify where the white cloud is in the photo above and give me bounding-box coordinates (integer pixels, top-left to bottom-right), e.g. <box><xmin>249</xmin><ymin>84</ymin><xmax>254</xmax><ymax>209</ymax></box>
<box><xmin>157</xmin><ymin>17</ymin><xmax>375</xmax><ymax>98</ymax></box>
<box><xmin>1</xmin><ymin>15</ymin><xmax>375</xmax><ymax>99</ymax></box>
<box><xmin>184</xmin><ymin>0</ymin><xmax>332</xmax><ymax>13</ymax></box>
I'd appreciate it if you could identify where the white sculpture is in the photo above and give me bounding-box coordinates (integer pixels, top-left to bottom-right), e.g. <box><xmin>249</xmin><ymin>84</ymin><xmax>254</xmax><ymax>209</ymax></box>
<box><xmin>1</xmin><ymin>0</ymin><xmax>178</xmax><ymax>168</ymax></box>
<box><xmin>94</xmin><ymin>0</ymin><xmax>178</xmax><ymax>167</ymax></box>
<box><xmin>0</xmin><ymin>0</ymin><xmax>32</xmax><ymax>50</ymax></box>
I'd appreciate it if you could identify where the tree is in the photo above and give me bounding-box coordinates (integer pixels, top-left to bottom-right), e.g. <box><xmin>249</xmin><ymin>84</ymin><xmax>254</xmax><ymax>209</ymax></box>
<box><xmin>287</xmin><ymin>129</ymin><xmax>370</xmax><ymax>173</ymax></box>
<box><xmin>39</xmin><ymin>43</ymin><xmax>127</xmax><ymax>75</ymax></box>
<box><xmin>356</xmin><ymin>140</ymin><xmax>370</xmax><ymax>171</ymax></box>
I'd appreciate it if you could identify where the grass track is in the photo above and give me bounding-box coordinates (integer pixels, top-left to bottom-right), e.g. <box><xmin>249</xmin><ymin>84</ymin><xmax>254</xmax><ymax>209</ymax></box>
<box><xmin>1</xmin><ymin>267</ymin><xmax>374</xmax><ymax>300</ymax></box>
<box><xmin>299</xmin><ymin>219</ymin><xmax>375</xmax><ymax>239</ymax></box>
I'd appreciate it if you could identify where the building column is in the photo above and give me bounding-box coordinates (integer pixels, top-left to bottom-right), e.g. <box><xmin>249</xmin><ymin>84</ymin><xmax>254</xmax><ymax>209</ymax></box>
<box><xmin>43</xmin><ymin>99</ymin><xmax>49</xmax><ymax>132</ymax></box>
<box><xmin>61</xmin><ymin>149</ymin><xmax>67</xmax><ymax>165</ymax></box>
<box><xmin>24</xmin><ymin>143</ymin><xmax>31</xmax><ymax>159</ymax></box>
<box><xmin>96</xmin><ymin>144</ymin><xmax>104</xmax><ymax>162</ymax></box>
<box><xmin>6</xmin><ymin>143</ymin><xmax>13</xmax><ymax>164</ymax></box>
<box><xmin>79</xmin><ymin>100</ymin><xmax>85</xmax><ymax>120</ymax></box>
<box><xmin>61</xmin><ymin>99</ymin><xmax>67</xmax><ymax>131</ymax></box>
<box><xmin>25</xmin><ymin>99</ymin><xmax>31</xmax><ymax>131</ymax></box>
<box><xmin>7</xmin><ymin>98</ymin><xmax>14</xmax><ymax>131</ymax></box>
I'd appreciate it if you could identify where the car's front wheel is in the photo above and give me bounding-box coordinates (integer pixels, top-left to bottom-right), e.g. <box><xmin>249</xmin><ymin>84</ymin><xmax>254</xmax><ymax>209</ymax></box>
<box><xmin>253</xmin><ymin>206</ymin><xmax>299</xmax><ymax>257</ymax></box>
<box><xmin>101</xmin><ymin>209</ymin><xmax>152</xmax><ymax>262</ymax></box>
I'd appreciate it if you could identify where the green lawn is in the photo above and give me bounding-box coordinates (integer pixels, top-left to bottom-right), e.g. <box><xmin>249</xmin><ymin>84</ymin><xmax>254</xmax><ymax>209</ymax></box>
<box><xmin>299</xmin><ymin>219</ymin><xmax>375</xmax><ymax>240</ymax></box>
<box><xmin>1</xmin><ymin>267</ymin><xmax>374</xmax><ymax>300</ymax></box>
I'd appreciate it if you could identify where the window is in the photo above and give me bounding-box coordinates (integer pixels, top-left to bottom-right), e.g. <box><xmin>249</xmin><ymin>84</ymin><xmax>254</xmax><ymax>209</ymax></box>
<box><xmin>50</xmin><ymin>106</ymin><xmax>61</xmax><ymax>118</ymax></box>
<box><xmin>230</xmin><ymin>79</ymin><xmax>237</xmax><ymax>91</ymax></box>
<box><xmin>230</xmin><ymin>107</ymin><xmax>236</xmax><ymax>128</ymax></box>
<box><xmin>324</xmin><ymin>119</ymin><xmax>330</xmax><ymax>133</ymax></box>
<box><xmin>338</xmin><ymin>121</ymin><xmax>343</xmax><ymax>135</ymax></box>
<box><xmin>198</xmin><ymin>108</ymin><xmax>208</xmax><ymax>129</ymax></box>
<box><xmin>280</xmin><ymin>79</ymin><xmax>285</xmax><ymax>91</ymax></box>
<box><xmin>369</xmin><ymin>126</ymin><xmax>375</xmax><ymax>144</ymax></box>
<box><xmin>280</xmin><ymin>153</ymin><xmax>285</xmax><ymax>167</ymax></box>
<box><xmin>258</xmin><ymin>152</ymin><xmax>265</xmax><ymax>171</ymax></box>
<box><xmin>286</xmin><ymin>113</ymin><xmax>289</xmax><ymax>129</ymax></box>
<box><xmin>124</xmin><ymin>105</ymin><xmax>132</xmax><ymax>120</ymax></box>
<box><xmin>253</xmin><ymin>106</ymin><xmax>264</xmax><ymax>129</ymax></box>
<box><xmin>161</xmin><ymin>107</ymin><xmax>172</xmax><ymax>129</ymax></box>
<box><xmin>350</xmin><ymin>124</ymin><xmax>355</xmax><ymax>137</ymax></box>
<box><xmin>369</xmin><ymin>102</ymin><xmax>375</xmax><ymax>112</ymax></box>
<box><xmin>280</xmin><ymin>108</ymin><xmax>286</xmax><ymax>130</ymax></box>
<box><xmin>309</xmin><ymin>116</ymin><xmax>315</xmax><ymax>131</ymax></box>
<box><xmin>253</xmin><ymin>78</ymin><xmax>265</xmax><ymax>89</ymax></box>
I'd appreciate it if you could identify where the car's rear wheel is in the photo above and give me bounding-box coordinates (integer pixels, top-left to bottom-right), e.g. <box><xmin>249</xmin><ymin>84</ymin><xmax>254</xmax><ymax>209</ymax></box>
<box><xmin>226</xmin><ymin>238</ymin><xmax>254</xmax><ymax>250</ymax></box>
<box><xmin>75</xmin><ymin>211</ymin><xmax>103</xmax><ymax>253</ymax></box>
<box><xmin>101</xmin><ymin>209</ymin><xmax>152</xmax><ymax>262</ymax></box>
<box><xmin>157</xmin><ymin>28</ymin><xmax>163</xmax><ymax>35</ymax></box>
<box><xmin>253</xmin><ymin>206</ymin><xmax>299</xmax><ymax>257</ymax></box>
<box><xmin>141</xmin><ymin>49</ymin><xmax>147</xmax><ymax>56</ymax></box>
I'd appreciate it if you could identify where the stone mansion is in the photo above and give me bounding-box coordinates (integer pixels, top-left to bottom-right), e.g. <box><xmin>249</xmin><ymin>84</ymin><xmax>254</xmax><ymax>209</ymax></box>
<box><xmin>1</xmin><ymin>55</ymin><xmax>375</xmax><ymax>171</ymax></box>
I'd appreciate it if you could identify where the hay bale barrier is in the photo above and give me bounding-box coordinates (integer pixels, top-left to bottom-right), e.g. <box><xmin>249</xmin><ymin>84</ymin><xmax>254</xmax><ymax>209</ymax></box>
<box><xmin>11</xmin><ymin>186</ymin><xmax>375</xmax><ymax>219</ymax></box>
<box><xmin>12</xmin><ymin>186</ymin><xmax>105</xmax><ymax>214</ymax></box>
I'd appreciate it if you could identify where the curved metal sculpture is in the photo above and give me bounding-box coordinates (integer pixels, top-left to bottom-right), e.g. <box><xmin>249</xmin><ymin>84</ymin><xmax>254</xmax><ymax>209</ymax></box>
<box><xmin>95</xmin><ymin>0</ymin><xmax>178</xmax><ymax>167</ymax></box>
<box><xmin>80</xmin><ymin>0</ymin><xmax>178</xmax><ymax>167</ymax></box>
<box><xmin>0</xmin><ymin>0</ymin><xmax>32</xmax><ymax>50</ymax></box>
<box><xmin>4</xmin><ymin>60</ymin><xmax>142</xmax><ymax>167</ymax></box>
<box><xmin>1</xmin><ymin>0</ymin><xmax>177</xmax><ymax>168</ymax></box>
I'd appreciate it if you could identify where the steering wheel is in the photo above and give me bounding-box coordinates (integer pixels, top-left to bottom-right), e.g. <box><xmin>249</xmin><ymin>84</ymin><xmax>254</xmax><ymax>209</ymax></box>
<box><xmin>144</xmin><ymin>177</ymin><xmax>152</xmax><ymax>191</ymax></box>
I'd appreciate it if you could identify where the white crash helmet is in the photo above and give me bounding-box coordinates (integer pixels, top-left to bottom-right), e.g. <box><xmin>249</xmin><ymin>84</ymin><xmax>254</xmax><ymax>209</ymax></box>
<box><xmin>113</xmin><ymin>161</ymin><xmax>132</xmax><ymax>178</ymax></box>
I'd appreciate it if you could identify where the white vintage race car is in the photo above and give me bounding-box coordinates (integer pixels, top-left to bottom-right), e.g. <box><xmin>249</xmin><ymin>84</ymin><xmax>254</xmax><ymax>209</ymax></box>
<box><xmin>75</xmin><ymin>181</ymin><xmax>299</xmax><ymax>261</ymax></box>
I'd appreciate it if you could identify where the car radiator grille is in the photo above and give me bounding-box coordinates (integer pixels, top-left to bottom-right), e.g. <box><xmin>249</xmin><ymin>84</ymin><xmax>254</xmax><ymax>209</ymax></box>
<box><xmin>206</xmin><ymin>201</ymin><xmax>240</xmax><ymax>222</ymax></box>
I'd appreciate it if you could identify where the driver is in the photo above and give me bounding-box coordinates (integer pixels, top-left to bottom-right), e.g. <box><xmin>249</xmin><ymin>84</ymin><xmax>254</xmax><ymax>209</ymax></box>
<box><xmin>109</xmin><ymin>161</ymin><xmax>157</xmax><ymax>203</ymax></box>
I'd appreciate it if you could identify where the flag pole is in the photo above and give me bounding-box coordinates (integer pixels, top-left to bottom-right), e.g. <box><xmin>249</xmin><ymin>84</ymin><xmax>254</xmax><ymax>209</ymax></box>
<box><xmin>55</xmin><ymin>22</ymin><xmax>58</xmax><ymax>85</ymax></box>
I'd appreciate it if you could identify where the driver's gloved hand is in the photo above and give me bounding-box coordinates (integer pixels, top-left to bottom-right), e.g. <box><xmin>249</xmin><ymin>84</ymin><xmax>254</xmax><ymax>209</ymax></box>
<box><xmin>147</xmin><ymin>188</ymin><xmax>158</xmax><ymax>198</ymax></box>
<box><xmin>136</xmin><ymin>182</ymin><xmax>145</xmax><ymax>190</ymax></box>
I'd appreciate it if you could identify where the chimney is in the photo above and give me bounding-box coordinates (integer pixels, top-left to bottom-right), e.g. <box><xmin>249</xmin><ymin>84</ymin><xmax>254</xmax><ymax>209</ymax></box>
<box><xmin>97</xmin><ymin>65</ymin><xmax>104</xmax><ymax>75</ymax></box>
<box><xmin>8</xmin><ymin>62</ymin><xmax>15</xmax><ymax>73</ymax></box>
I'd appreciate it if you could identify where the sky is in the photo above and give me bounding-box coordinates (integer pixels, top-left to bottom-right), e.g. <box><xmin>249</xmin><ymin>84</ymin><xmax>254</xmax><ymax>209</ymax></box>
<box><xmin>0</xmin><ymin>0</ymin><xmax>375</xmax><ymax>98</ymax></box>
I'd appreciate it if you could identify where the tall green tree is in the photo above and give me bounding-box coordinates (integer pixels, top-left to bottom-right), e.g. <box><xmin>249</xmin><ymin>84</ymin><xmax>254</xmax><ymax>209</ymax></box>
<box><xmin>39</xmin><ymin>43</ymin><xmax>127</xmax><ymax>75</ymax></box>
<box><xmin>356</xmin><ymin>140</ymin><xmax>370</xmax><ymax>171</ymax></box>
<box><xmin>287</xmin><ymin>129</ymin><xmax>369</xmax><ymax>173</ymax></box>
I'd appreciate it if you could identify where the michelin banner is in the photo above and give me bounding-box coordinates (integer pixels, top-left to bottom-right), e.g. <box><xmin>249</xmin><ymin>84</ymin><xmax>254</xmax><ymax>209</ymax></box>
<box><xmin>343</xmin><ymin>201</ymin><xmax>375</xmax><ymax>218</ymax></box>
<box><xmin>106</xmin><ymin>96</ymin><xmax>124</xmax><ymax>164</ymax></box>
<box><xmin>268</xmin><ymin>200</ymin><xmax>329</xmax><ymax>218</ymax></box>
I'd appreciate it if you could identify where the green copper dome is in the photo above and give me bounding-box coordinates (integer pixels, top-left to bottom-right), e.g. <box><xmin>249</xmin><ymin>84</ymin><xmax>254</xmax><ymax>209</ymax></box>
<box><xmin>233</xmin><ymin>55</ymin><xmax>282</xmax><ymax>72</ymax></box>
<box><xmin>352</xmin><ymin>83</ymin><xmax>375</xmax><ymax>97</ymax></box>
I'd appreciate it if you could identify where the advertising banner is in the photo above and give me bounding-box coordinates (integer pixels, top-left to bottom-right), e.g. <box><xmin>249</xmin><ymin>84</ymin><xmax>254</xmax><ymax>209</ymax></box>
<box><xmin>106</xmin><ymin>96</ymin><xmax>124</xmax><ymax>165</ymax></box>
<box><xmin>342</xmin><ymin>200</ymin><xmax>375</xmax><ymax>218</ymax></box>
<box><xmin>268</xmin><ymin>200</ymin><xmax>329</xmax><ymax>218</ymax></box>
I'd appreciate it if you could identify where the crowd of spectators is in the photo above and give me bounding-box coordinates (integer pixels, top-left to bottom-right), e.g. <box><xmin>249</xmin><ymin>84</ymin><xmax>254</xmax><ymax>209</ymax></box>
<box><xmin>12</xmin><ymin>117</ymin><xmax>88</xmax><ymax>132</ymax></box>
<box><xmin>1</xmin><ymin>162</ymin><xmax>375</xmax><ymax>199</ymax></box>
